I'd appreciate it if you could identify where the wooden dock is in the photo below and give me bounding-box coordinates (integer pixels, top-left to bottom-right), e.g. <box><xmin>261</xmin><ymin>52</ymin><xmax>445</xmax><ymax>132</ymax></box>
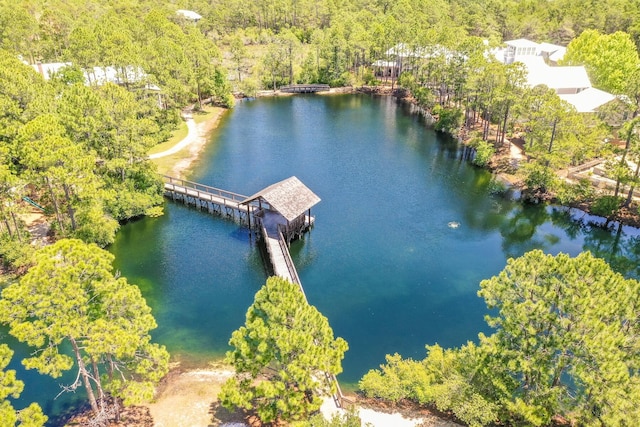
<box><xmin>162</xmin><ymin>175</ymin><xmax>259</xmax><ymax>226</ymax></box>
<box><xmin>279</xmin><ymin>84</ymin><xmax>330</xmax><ymax>93</ymax></box>
<box><xmin>161</xmin><ymin>174</ymin><xmax>349</xmax><ymax>408</ymax></box>
<box><xmin>161</xmin><ymin>175</ymin><xmax>310</xmax><ymax>288</ymax></box>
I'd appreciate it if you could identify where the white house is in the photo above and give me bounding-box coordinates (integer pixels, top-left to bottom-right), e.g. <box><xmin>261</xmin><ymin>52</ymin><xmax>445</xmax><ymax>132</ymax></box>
<box><xmin>502</xmin><ymin>38</ymin><xmax>540</xmax><ymax>64</ymax></box>
<box><xmin>496</xmin><ymin>39</ymin><xmax>616</xmax><ymax>113</ymax></box>
<box><xmin>373</xmin><ymin>43</ymin><xmax>462</xmax><ymax>78</ymax></box>
<box><xmin>517</xmin><ymin>56</ymin><xmax>591</xmax><ymax>94</ymax></box>
<box><xmin>30</xmin><ymin>61</ymin><xmax>163</xmax><ymax>107</ymax></box>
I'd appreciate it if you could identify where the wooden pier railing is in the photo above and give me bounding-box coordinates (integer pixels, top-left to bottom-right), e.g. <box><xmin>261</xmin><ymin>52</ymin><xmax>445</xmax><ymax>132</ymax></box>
<box><xmin>280</xmin><ymin>84</ymin><xmax>330</xmax><ymax>93</ymax></box>
<box><xmin>277</xmin><ymin>225</ymin><xmax>303</xmax><ymax>285</ymax></box>
<box><xmin>162</xmin><ymin>175</ymin><xmax>248</xmax><ymax>204</ymax></box>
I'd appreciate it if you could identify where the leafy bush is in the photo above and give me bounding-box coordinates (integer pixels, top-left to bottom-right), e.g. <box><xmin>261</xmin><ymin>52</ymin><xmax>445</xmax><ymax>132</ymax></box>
<box><xmin>0</xmin><ymin>234</ymin><xmax>34</xmax><ymax>270</ymax></box>
<box><xmin>470</xmin><ymin>139</ymin><xmax>495</xmax><ymax>167</ymax></box>
<box><xmin>73</xmin><ymin>204</ymin><xmax>120</xmax><ymax>247</ymax></box>
<box><xmin>522</xmin><ymin>163</ymin><xmax>557</xmax><ymax>194</ymax></box>
<box><xmin>239</xmin><ymin>78</ymin><xmax>259</xmax><ymax>97</ymax></box>
<box><xmin>362</xmin><ymin>69</ymin><xmax>377</xmax><ymax>86</ymax></box>
<box><xmin>359</xmin><ymin>345</ymin><xmax>499</xmax><ymax>427</ymax></box>
<box><xmin>359</xmin><ymin>353</ymin><xmax>427</xmax><ymax>402</ymax></box>
<box><xmin>590</xmin><ymin>195</ymin><xmax>623</xmax><ymax>218</ymax></box>
<box><xmin>555</xmin><ymin>179</ymin><xmax>595</xmax><ymax>205</ymax></box>
<box><xmin>433</xmin><ymin>105</ymin><xmax>463</xmax><ymax>135</ymax></box>
<box><xmin>413</xmin><ymin>87</ymin><xmax>435</xmax><ymax>109</ymax></box>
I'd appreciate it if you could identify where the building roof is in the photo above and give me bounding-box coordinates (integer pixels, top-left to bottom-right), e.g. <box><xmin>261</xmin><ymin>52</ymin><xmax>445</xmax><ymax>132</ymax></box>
<box><xmin>242</xmin><ymin>176</ymin><xmax>320</xmax><ymax>222</ymax></box>
<box><xmin>504</xmin><ymin>38</ymin><xmax>541</xmax><ymax>48</ymax></box>
<box><xmin>88</xmin><ymin>66</ymin><xmax>149</xmax><ymax>86</ymax></box>
<box><xmin>517</xmin><ymin>56</ymin><xmax>591</xmax><ymax>91</ymax></box>
<box><xmin>31</xmin><ymin>62</ymin><xmax>72</xmax><ymax>79</ymax></box>
<box><xmin>548</xmin><ymin>47</ymin><xmax>567</xmax><ymax>62</ymax></box>
<box><xmin>538</xmin><ymin>42</ymin><xmax>564</xmax><ymax>54</ymax></box>
<box><xmin>559</xmin><ymin>88</ymin><xmax>617</xmax><ymax>113</ymax></box>
<box><xmin>177</xmin><ymin>9</ymin><xmax>202</xmax><ymax>21</ymax></box>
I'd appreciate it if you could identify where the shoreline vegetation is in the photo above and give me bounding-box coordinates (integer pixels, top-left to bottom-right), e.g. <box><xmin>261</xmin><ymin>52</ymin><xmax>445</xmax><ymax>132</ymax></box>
<box><xmin>149</xmin><ymin>105</ymin><xmax>226</xmax><ymax>179</ymax></box>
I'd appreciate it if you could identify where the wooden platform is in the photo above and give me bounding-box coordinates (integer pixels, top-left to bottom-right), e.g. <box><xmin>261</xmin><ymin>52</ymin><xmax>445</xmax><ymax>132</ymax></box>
<box><xmin>258</xmin><ymin>210</ymin><xmax>305</xmax><ymax>293</ymax></box>
<box><xmin>162</xmin><ymin>175</ymin><xmax>260</xmax><ymax>226</ymax></box>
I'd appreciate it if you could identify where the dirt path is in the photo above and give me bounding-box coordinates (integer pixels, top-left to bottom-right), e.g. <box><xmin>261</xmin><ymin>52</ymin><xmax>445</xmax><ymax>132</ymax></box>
<box><xmin>148</xmin><ymin>113</ymin><xmax>199</xmax><ymax>160</ymax></box>
<box><xmin>150</xmin><ymin>107</ymin><xmax>225</xmax><ymax>178</ymax></box>
<box><xmin>144</xmin><ymin>366</ymin><xmax>243</xmax><ymax>427</ymax></box>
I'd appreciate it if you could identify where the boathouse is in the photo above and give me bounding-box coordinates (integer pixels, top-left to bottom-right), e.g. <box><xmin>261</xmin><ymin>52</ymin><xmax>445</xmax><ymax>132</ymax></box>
<box><xmin>241</xmin><ymin>176</ymin><xmax>320</xmax><ymax>243</ymax></box>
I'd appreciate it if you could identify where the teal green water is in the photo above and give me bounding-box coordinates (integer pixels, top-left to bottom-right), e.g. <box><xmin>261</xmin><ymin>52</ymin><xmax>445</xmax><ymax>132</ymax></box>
<box><xmin>6</xmin><ymin>94</ymin><xmax>640</xmax><ymax>423</ymax></box>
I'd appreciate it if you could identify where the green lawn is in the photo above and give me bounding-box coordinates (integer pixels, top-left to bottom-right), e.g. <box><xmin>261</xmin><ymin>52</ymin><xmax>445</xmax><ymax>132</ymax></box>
<box><xmin>148</xmin><ymin>120</ymin><xmax>188</xmax><ymax>155</ymax></box>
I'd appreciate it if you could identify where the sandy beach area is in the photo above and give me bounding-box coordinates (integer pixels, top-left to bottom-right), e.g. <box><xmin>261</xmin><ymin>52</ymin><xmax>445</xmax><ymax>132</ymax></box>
<box><xmin>150</xmin><ymin>106</ymin><xmax>226</xmax><ymax>179</ymax></box>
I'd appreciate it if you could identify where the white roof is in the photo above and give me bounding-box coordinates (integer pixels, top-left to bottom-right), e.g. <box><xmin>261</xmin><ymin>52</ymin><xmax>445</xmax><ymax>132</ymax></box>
<box><xmin>538</xmin><ymin>42</ymin><xmax>565</xmax><ymax>54</ymax></box>
<box><xmin>559</xmin><ymin>88</ymin><xmax>617</xmax><ymax>113</ymax></box>
<box><xmin>177</xmin><ymin>9</ymin><xmax>202</xmax><ymax>21</ymax></box>
<box><xmin>31</xmin><ymin>62</ymin><xmax>72</xmax><ymax>79</ymax></box>
<box><xmin>88</xmin><ymin>66</ymin><xmax>148</xmax><ymax>86</ymax></box>
<box><xmin>505</xmin><ymin>38</ymin><xmax>540</xmax><ymax>48</ymax></box>
<box><xmin>372</xmin><ymin>60</ymin><xmax>396</xmax><ymax>67</ymax></box>
<box><xmin>384</xmin><ymin>43</ymin><xmax>461</xmax><ymax>61</ymax></box>
<box><xmin>548</xmin><ymin>47</ymin><xmax>567</xmax><ymax>62</ymax></box>
<box><xmin>517</xmin><ymin>56</ymin><xmax>591</xmax><ymax>91</ymax></box>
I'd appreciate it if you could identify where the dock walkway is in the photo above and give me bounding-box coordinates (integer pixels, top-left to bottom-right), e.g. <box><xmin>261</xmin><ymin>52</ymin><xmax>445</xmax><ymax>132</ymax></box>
<box><xmin>161</xmin><ymin>174</ymin><xmax>348</xmax><ymax>408</ymax></box>
<box><xmin>162</xmin><ymin>175</ymin><xmax>257</xmax><ymax>225</ymax></box>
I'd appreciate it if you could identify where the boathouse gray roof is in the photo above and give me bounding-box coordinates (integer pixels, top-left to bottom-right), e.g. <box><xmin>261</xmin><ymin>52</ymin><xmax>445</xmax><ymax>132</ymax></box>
<box><xmin>241</xmin><ymin>176</ymin><xmax>320</xmax><ymax>222</ymax></box>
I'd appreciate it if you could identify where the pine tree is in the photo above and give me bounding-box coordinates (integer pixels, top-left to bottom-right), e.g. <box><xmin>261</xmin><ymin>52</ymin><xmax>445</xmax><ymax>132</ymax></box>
<box><xmin>220</xmin><ymin>276</ymin><xmax>348</xmax><ymax>424</ymax></box>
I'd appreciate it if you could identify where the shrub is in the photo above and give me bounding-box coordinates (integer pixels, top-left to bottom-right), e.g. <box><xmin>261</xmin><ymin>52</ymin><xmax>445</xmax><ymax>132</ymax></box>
<box><xmin>0</xmin><ymin>234</ymin><xmax>34</xmax><ymax>270</ymax></box>
<box><xmin>555</xmin><ymin>179</ymin><xmax>594</xmax><ymax>205</ymax></box>
<box><xmin>470</xmin><ymin>139</ymin><xmax>495</xmax><ymax>167</ymax></box>
<box><xmin>590</xmin><ymin>195</ymin><xmax>623</xmax><ymax>218</ymax></box>
<box><xmin>522</xmin><ymin>163</ymin><xmax>557</xmax><ymax>194</ymax></box>
<box><xmin>433</xmin><ymin>105</ymin><xmax>463</xmax><ymax>135</ymax></box>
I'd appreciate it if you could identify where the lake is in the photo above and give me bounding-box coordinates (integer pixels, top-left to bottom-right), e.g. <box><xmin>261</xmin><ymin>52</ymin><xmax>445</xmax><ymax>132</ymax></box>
<box><xmin>7</xmin><ymin>94</ymin><xmax>640</xmax><ymax>423</ymax></box>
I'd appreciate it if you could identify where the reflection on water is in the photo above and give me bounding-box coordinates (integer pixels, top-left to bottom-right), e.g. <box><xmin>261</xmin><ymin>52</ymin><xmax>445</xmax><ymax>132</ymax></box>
<box><xmin>6</xmin><ymin>94</ymin><xmax>640</xmax><ymax>422</ymax></box>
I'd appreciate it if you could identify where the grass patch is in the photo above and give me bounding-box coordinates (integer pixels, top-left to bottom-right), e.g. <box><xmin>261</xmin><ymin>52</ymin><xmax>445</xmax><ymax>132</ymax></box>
<box><xmin>153</xmin><ymin>155</ymin><xmax>178</xmax><ymax>177</ymax></box>
<box><xmin>192</xmin><ymin>105</ymin><xmax>220</xmax><ymax>125</ymax></box>
<box><xmin>149</xmin><ymin>120</ymin><xmax>188</xmax><ymax>155</ymax></box>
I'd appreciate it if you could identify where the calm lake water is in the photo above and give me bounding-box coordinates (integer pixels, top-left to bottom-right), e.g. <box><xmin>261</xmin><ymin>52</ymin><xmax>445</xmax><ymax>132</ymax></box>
<box><xmin>7</xmin><ymin>94</ymin><xmax>640</xmax><ymax>424</ymax></box>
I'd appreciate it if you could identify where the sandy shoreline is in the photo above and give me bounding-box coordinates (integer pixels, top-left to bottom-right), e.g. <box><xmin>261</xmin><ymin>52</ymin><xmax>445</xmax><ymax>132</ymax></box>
<box><xmin>143</xmin><ymin>363</ymin><xmax>460</xmax><ymax>427</ymax></box>
<box><xmin>144</xmin><ymin>365</ymin><xmax>240</xmax><ymax>427</ymax></box>
<box><xmin>151</xmin><ymin>107</ymin><xmax>226</xmax><ymax>179</ymax></box>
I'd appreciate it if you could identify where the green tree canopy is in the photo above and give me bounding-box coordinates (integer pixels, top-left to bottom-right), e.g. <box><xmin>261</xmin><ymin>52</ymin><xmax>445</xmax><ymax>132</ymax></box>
<box><xmin>220</xmin><ymin>276</ymin><xmax>348</xmax><ymax>424</ymax></box>
<box><xmin>0</xmin><ymin>344</ymin><xmax>47</xmax><ymax>427</ymax></box>
<box><xmin>360</xmin><ymin>250</ymin><xmax>640</xmax><ymax>426</ymax></box>
<box><xmin>0</xmin><ymin>239</ymin><xmax>169</xmax><ymax>424</ymax></box>
<box><xmin>478</xmin><ymin>250</ymin><xmax>640</xmax><ymax>425</ymax></box>
<box><xmin>563</xmin><ymin>29</ymin><xmax>640</xmax><ymax>94</ymax></box>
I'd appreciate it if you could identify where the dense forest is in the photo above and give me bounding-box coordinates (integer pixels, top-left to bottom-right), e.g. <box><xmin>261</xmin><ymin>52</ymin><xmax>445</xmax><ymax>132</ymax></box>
<box><xmin>2</xmin><ymin>0</ymin><xmax>640</xmax><ymax>426</ymax></box>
